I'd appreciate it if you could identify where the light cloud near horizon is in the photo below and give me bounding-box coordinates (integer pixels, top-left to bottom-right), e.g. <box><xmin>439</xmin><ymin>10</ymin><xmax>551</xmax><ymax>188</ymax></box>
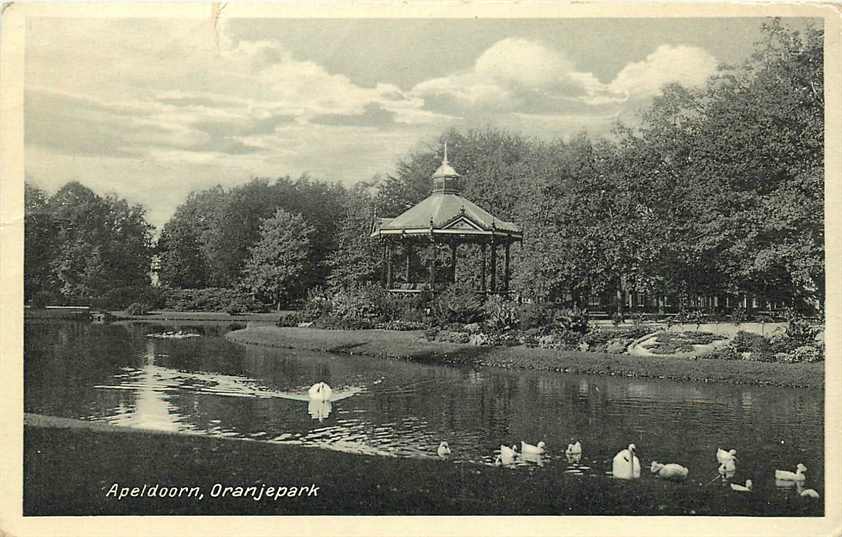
<box><xmin>25</xmin><ymin>17</ymin><xmax>728</xmax><ymax>227</ymax></box>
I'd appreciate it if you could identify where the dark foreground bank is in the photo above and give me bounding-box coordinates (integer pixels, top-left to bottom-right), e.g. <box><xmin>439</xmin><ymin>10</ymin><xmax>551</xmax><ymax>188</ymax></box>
<box><xmin>24</xmin><ymin>415</ymin><xmax>822</xmax><ymax>516</ymax></box>
<box><xmin>225</xmin><ymin>326</ymin><xmax>824</xmax><ymax>389</ymax></box>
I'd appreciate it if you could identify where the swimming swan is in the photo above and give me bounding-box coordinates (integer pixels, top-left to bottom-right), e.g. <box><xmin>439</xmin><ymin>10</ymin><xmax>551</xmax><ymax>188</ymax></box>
<box><xmin>730</xmin><ymin>480</ymin><xmax>752</xmax><ymax>492</ymax></box>
<box><xmin>499</xmin><ymin>444</ymin><xmax>518</xmax><ymax>465</ymax></box>
<box><xmin>437</xmin><ymin>441</ymin><xmax>451</xmax><ymax>458</ymax></box>
<box><xmin>800</xmin><ymin>488</ymin><xmax>820</xmax><ymax>499</ymax></box>
<box><xmin>521</xmin><ymin>441</ymin><xmax>546</xmax><ymax>455</ymax></box>
<box><xmin>775</xmin><ymin>463</ymin><xmax>807</xmax><ymax>481</ymax></box>
<box><xmin>716</xmin><ymin>448</ymin><xmax>737</xmax><ymax>464</ymax></box>
<box><xmin>718</xmin><ymin>458</ymin><xmax>737</xmax><ymax>478</ymax></box>
<box><xmin>650</xmin><ymin>461</ymin><xmax>689</xmax><ymax>481</ymax></box>
<box><xmin>308</xmin><ymin>382</ymin><xmax>333</xmax><ymax>401</ymax></box>
<box><xmin>612</xmin><ymin>444</ymin><xmax>641</xmax><ymax>479</ymax></box>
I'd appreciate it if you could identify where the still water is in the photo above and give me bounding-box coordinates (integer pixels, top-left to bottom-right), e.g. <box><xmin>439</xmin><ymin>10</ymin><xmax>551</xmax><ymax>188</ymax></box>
<box><xmin>25</xmin><ymin>321</ymin><xmax>824</xmax><ymax>499</ymax></box>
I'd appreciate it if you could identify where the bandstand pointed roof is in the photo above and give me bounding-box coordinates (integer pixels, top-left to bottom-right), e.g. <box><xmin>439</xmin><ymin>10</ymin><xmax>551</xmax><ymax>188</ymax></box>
<box><xmin>371</xmin><ymin>145</ymin><xmax>522</xmax><ymax>241</ymax></box>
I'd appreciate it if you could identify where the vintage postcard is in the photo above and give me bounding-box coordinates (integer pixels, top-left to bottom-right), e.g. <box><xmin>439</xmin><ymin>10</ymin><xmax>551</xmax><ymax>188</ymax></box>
<box><xmin>1</xmin><ymin>2</ymin><xmax>840</xmax><ymax>536</ymax></box>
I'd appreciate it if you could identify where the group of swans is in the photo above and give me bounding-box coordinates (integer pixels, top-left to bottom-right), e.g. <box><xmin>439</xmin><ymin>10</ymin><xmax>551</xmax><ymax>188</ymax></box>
<box><xmin>308</xmin><ymin>382</ymin><xmax>820</xmax><ymax>499</ymax></box>
<box><xmin>611</xmin><ymin>444</ymin><xmax>818</xmax><ymax>498</ymax></box>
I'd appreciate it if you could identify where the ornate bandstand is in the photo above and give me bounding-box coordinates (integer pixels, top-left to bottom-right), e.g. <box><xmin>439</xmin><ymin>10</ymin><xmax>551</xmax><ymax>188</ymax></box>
<box><xmin>370</xmin><ymin>145</ymin><xmax>523</xmax><ymax>294</ymax></box>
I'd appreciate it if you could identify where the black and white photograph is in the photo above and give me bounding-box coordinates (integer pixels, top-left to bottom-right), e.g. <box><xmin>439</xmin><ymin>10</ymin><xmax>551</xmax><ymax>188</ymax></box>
<box><xmin>2</xmin><ymin>2</ymin><xmax>840</xmax><ymax>535</ymax></box>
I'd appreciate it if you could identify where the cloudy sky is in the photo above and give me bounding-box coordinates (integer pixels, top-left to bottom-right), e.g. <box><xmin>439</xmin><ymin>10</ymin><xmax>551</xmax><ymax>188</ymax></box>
<box><xmin>24</xmin><ymin>16</ymin><xmax>812</xmax><ymax>227</ymax></box>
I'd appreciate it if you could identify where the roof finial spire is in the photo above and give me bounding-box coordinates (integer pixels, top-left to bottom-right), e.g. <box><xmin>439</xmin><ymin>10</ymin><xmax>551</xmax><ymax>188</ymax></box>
<box><xmin>443</xmin><ymin>141</ymin><xmax>449</xmax><ymax>165</ymax></box>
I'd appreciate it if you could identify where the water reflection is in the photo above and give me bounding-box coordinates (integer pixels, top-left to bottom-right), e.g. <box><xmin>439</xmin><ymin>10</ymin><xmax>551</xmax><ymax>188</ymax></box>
<box><xmin>308</xmin><ymin>399</ymin><xmax>332</xmax><ymax>421</ymax></box>
<box><xmin>24</xmin><ymin>320</ymin><xmax>824</xmax><ymax>497</ymax></box>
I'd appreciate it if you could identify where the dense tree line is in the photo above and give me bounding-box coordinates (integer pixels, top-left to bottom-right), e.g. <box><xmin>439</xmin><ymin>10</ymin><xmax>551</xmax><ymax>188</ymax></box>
<box><xmin>25</xmin><ymin>20</ymin><xmax>823</xmax><ymax>312</ymax></box>
<box><xmin>24</xmin><ymin>182</ymin><xmax>154</xmax><ymax>305</ymax></box>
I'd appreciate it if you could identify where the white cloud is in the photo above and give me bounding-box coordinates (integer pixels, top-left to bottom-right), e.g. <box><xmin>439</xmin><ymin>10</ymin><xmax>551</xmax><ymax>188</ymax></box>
<box><xmin>411</xmin><ymin>38</ymin><xmax>717</xmax><ymax>116</ymax></box>
<box><xmin>609</xmin><ymin>44</ymin><xmax>719</xmax><ymax>97</ymax></box>
<box><xmin>25</xmin><ymin>20</ymin><xmax>719</xmax><ymax>227</ymax></box>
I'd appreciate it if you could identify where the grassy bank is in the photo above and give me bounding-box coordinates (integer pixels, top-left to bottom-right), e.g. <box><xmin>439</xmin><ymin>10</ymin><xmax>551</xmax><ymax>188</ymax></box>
<box><xmin>226</xmin><ymin>326</ymin><xmax>824</xmax><ymax>389</ymax></box>
<box><xmin>23</xmin><ymin>414</ymin><xmax>822</xmax><ymax>516</ymax></box>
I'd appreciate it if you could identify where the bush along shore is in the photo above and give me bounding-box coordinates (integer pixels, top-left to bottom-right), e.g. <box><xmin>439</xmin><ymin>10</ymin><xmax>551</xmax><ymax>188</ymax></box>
<box><xmin>223</xmin><ymin>283</ymin><xmax>825</xmax><ymax>389</ymax></box>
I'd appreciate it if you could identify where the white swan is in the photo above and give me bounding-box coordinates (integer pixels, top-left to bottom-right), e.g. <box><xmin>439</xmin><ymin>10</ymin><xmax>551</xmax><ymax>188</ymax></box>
<box><xmin>650</xmin><ymin>461</ymin><xmax>689</xmax><ymax>481</ymax></box>
<box><xmin>308</xmin><ymin>382</ymin><xmax>333</xmax><ymax>401</ymax></box>
<box><xmin>718</xmin><ymin>458</ymin><xmax>737</xmax><ymax>478</ymax></box>
<box><xmin>437</xmin><ymin>441</ymin><xmax>451</xmax><ymax>458</ymax></box>
<box><xmin>716</xmin><ymin>448</ymin><xmax>737</xmax><ymax>464</ymax></box>
<box><xmin>521</xmin><ymin>440</ymin><xmax>546</xmax><ymax>455</ymax></box>
<box><xmin>499</xmin><ymin>444</ymin><xmax>518</xmax><ymax>465</ymax></box>
<box><xmin>612</xmin><ymin>444</ymin><xmax>641</xmax><ymax>479</ymax></box>
<box><xmin>775</xmin><ymin>463</ymin><xmax>807</xmax><ymax>481</ymax></box>
<box><xmin>730</xmin><ymin>480</ymin><xmax>752</xmax><ymax>492</ymax></box>
<box><xmin>800</xmin><ymin>488</ymin><xmax>820</xmax><ymax>499</ymax></box>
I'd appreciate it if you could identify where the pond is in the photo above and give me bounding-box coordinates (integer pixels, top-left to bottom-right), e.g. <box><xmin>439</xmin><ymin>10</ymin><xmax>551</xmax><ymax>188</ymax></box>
<box><xmin>24</xmin><ymin>320</ymin><xmax>824</xmax><ymax>513</ymax></box>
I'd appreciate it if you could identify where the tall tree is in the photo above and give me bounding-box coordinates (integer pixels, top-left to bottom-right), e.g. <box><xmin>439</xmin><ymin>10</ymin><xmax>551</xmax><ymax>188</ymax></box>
<box><xmin>240</xmin><ymin>209</ymin><xmax>314</xmax><ymax>309</ymax></box>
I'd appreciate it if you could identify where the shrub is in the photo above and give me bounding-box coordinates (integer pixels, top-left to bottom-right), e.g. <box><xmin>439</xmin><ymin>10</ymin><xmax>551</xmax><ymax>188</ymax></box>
<box><xmin>98</xmin><ymin>286</ymin><xmax>166</xmax><ymax>310</ymax></box>
<box><xmin>432</xmin><ymin>284</ymin><xmax>485</xmax><ymax>325</ymax></box>
<box><xmin>793</xmin><ymin>345</ymin><xmax>823</xmax><ymax>363</ymax></box>
<box><xmin>703</xmin><ymin>346</ymin><xmax>741</xmax><ymax>360</ymax></box>
<box><xmin>519</xmin><ymin>302</ymin><xmax>556</xmax><ymax>331</ymax></box>
<box><xmin>554</xmin><ymin>306</ymin><xmax>589</xmax><ymax>335</ymax></box>
<box><xmin>731</xmin><ymin>331</ymin><xmax>765</xmax><ymax>352</ymax></box>
<box><xmin>224</xmin><ymin>298</ymin><xmax>253</xmax><ymax>315</ymax></box>
<box><xmin>768</xmin><ymin>333</ymin><xmax>798</xmax><ymax>354</ymax></box>
<box><xmin>126</xmin><ymin>302</ymin><xmax>150</xmax><ymax>315</ymax></box>
<box><xmin>162</xmin><ymin>287</ymin><xmax>264</xmax><ymax>312</ymax></box>
<box><xmin>484</xmin><ymin>295</ymin><xmax>520</xmax><ymax>330</ymax></box>
<box><xmin>785</xmin><ymin>310</ymin><xmax>821</xmax><ymax>344</ymax></box>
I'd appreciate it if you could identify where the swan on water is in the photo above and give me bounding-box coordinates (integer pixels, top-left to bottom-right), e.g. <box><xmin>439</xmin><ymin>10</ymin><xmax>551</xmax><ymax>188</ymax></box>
<box><xmin>308</xmin><ymin>382</ymin><xmax>333</xmax><ymax>401</ymax></box>
<box><xmin>730</xmin><ymin>480</ymin><xmax>752</xmax><ymax>492</ymax></box>
<box><xmin>775</xmin><ymin>463</ymin><xmax>807</xmax><ymax>481</ymax></box>
<box><xmin>521</xmin><ymin>441</ymin><xmax>546</xmax><ymax>455</ymax></box>
<box><xmin>612</xmin><ymin>444</ymin><xmax>641</xmax><ymax>480</ymax></box>
<box><xmin>499</xmin><ymin>444</ymin><xmax>518</xmax><ymax>465</ymax></box>
<box><xmin>650</xmin><ymin>461</ymin><xmax>689</xmax><ymax>481</ymax></box>
<box><xmin>716</xmin><ymin>448</ymin><xmax>737</xmax><ymax>464</ymax></box>
<box><xmin>718</xmin><ymin>458</ymin><xmax>737</xmax><ymax>479</ymax></box>
<box><xmin>437</xmin><ymin>441</ymin><xmax>451</xmax><ymax>458</ymax></box>
<box><xmin>800</xmin><ymin>488</ymin><xmax>820</xmax><ymax>499</ymax></box>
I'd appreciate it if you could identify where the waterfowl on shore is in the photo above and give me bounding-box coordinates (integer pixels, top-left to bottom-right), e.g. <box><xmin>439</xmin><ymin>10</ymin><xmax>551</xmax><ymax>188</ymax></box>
<box><xmin>800</xmin><ymin>488</ymin><xmax>820</xmax><ymax>499</ymax></box>
<box><xmin>775</xmin><ymin>463</ymin><xmax>807</xmax><ymax>481</ymax></box>
<box><xmin>437</xmin><ymin>441</ymin><xmax>451</xmax><ymax>458</ymax></box>
<box><xmin>716</xmin><ymin>448</ymin><xmax>737</xmax><ymax>465</ymax></box>
<box><xmin>612</xmin><ymin>444</ymin><xmax>641</xmax><ymax>479</ymax></box>
<box><xmin>730</xmin><ymin>480</ymin><xmax>752</xmax><ymax>492</ymax></box>
<box><xmin>308</xmin><ymin>382</ymin><xmax>333</xmax><ymax>401</ymax></box>
<box><xmin>650</xmin><ymin>461</ymin><xmax>689</xmax><ymax>481</ymax></box>
<box><xmin>521</xmin><ymin>440</ymin><xmax>546</xmax><ymax>455</ymax></box>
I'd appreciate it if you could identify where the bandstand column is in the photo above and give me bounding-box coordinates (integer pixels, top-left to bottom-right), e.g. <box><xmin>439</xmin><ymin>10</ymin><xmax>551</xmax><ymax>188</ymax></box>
<box><xmin>450</xmin><ymin>242</ymin><xmax>457</xmax><ymax>283</ymax></box>
<box><xmin>428</xmin><ymin>240</ymin><xmax>436</xmax><ymax>288</ymax></box>
<box><xmin>480</xmin><ymin>243</ymin><xmax>487</xmax><ymax>292</ymax></box>
<box><xmin>504</xmin><ymin>241</ymin><xmax>510</xmax><ymax>294</ymax></box>
<box><xmin>386</xmin><ymin>242</ymin><xmax>393</xmax><ymax>289</ymax></box>
<box><xmin>405</xmin><ymin>242</ymin><xmax>413</xmax><ymax>283</ymax></box>
<box><xmin>490</xmin><ymin>239</ymin><xmax>497</xmax><ymax>294</ymax></box>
